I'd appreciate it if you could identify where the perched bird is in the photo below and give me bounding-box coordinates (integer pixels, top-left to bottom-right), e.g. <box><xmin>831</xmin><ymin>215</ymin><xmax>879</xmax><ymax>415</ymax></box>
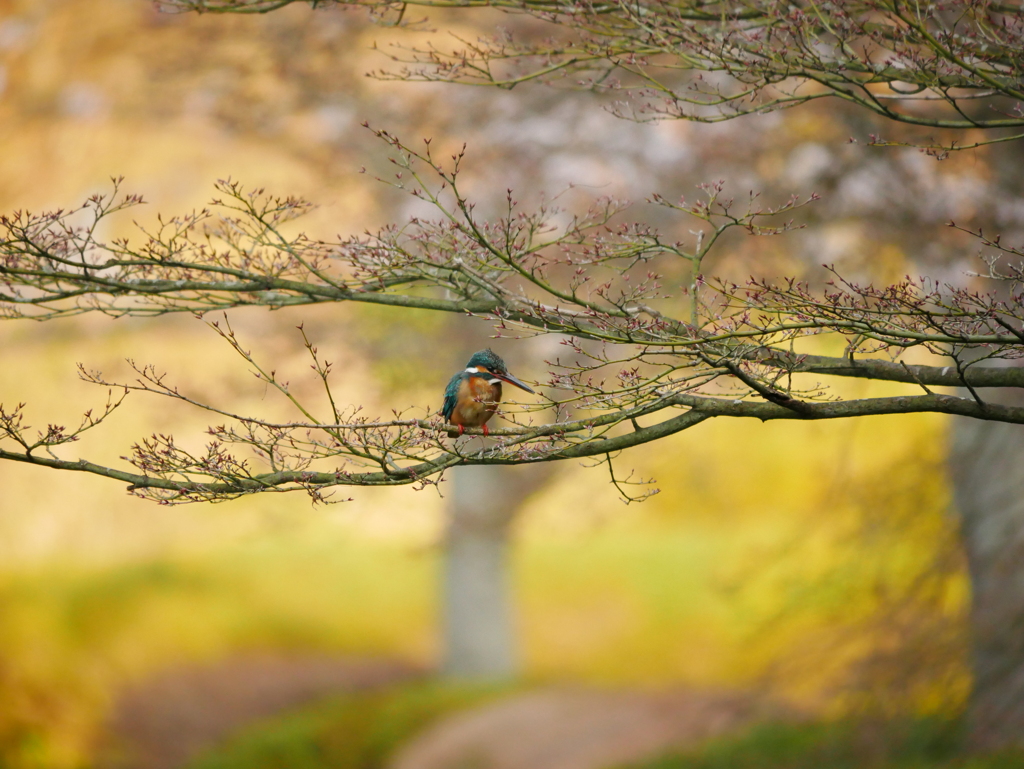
<box><xmin>442</xmin><ymin>349</ymin><xmax>535</xmax><ymax>436</ymax></box>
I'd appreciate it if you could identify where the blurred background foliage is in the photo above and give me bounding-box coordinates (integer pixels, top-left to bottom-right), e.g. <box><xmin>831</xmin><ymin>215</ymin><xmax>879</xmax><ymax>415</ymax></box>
<box><xmin>0</xmin><ymin>0</ymin><xmax>999</xmax><ymax>766</ymax></box>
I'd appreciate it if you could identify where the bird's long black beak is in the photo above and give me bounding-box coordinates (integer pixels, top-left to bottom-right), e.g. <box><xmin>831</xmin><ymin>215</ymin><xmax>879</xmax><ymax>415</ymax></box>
<box><xmin>497</xmin><ymin>372</ymin><xmax>535</xmax><ymax>394</ymax></box>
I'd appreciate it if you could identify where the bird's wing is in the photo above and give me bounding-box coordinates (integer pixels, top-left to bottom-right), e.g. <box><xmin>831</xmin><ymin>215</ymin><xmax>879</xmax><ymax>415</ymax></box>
<box><xmin>441</xmin><ymin>372</ymin><xmax>462</xmax><ymax>421</ymax></box>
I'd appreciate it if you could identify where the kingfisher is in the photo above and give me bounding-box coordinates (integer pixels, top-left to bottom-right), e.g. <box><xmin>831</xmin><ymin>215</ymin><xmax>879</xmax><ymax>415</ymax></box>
<box><xmin>442</xmin><ymin>349</ymin><xmax>535</xmax><ymax>436</ymax></box>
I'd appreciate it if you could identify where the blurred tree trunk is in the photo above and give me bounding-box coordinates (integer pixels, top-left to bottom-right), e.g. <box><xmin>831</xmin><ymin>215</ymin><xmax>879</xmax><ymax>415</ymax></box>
<box><xmin>441</xmin><ymin>463</ymin><xmax>550</xmax><ymax>679</ymax></box>
<box><xmin>950</xmin><ymin>412</ymin><xmax>1024</xmax><ymax>750</ymax></box>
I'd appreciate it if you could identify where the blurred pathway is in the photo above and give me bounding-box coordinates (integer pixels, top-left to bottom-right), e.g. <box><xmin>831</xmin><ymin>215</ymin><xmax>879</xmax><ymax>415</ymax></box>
<box><xmin>388</xmin><ymin>688</ymin><xmax>776</xmax><ymax>769</ymax></box>
<box><xmin>99</xmin><ymin>654</ymin><xmax>421</xmax><ymax>769</ymax></box>
<box><xmin>100</xmin><ymin>657</ymin><xmax>781</xmax><ymax>769</ymax></box>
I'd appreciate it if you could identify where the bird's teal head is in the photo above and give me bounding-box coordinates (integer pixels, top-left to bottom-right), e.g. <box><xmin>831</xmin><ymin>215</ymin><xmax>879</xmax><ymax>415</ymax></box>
<box><xmin>464</xmin><ymin>349</ymin><xmax>535</xmax><ymax>393</ymax></box>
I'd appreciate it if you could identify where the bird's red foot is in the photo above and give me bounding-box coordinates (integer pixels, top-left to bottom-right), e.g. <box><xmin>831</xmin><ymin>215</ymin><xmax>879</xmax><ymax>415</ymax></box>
<box><xmin>458</xmin><ymin>424</ymin><xmax>465</xmax><ymax>436</ymax></box>
<box><xmin>482</xmin><ymin>425</ymin><xmax>489</xmax><ymax>436</ymax></box>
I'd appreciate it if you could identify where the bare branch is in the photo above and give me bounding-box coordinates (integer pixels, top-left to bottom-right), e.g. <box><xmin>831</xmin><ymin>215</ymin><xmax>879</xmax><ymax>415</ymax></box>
<box><xmin>4</xmin><ymin>129</ymin><xmax>1024</xmax><ymax>501</ymax></box>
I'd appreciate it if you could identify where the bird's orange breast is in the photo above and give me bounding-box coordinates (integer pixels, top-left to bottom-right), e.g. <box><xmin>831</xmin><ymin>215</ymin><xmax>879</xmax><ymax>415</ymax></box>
<box><xmin>449</xmin><ymin>376</ymin><xmax>503</xmax><ymax>427</ymax></box>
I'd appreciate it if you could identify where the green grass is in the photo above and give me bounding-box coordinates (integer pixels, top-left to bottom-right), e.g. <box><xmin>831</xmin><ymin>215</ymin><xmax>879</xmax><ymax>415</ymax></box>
<box><xmin>188</xmin><ymin>693</ymin><xmax>1024</xmax><ymax>769</ymax></box>
<box><xmin>631</xmin><ymin>719</ymin><xmax>1024</xmax><ymax>769</ymax></box>
<box><xmin>0</xmin><ymin>533</ymin><xmax>437</xmax><ymax>769</ymax></box>
<box><xmin>186</xmin><ymin>680</ymin><xmax>511</xmax><ymax>769</ymax></box>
